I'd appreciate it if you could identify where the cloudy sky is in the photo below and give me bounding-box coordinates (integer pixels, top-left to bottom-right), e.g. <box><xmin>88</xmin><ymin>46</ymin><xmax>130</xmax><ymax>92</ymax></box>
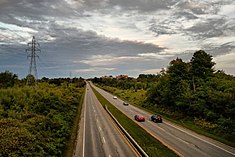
<box><xmin>0</xmin><ymin>0</ymin><xmax>235</xmax><ymax>78</ymax></box>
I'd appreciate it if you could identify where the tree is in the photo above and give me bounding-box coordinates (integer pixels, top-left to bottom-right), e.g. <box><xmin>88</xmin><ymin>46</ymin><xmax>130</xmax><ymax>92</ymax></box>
<box><xmin>26</xmin><ymin>74</ymin><xmax>36</xmax><ymax>86</ymax></box>
<box><xmin>167</xmin><ymin>58</ymin><xmax>190</xmax><ymax>82</ymax></box>
<box><xmin>0</xmin><ymin>71</ymin><xmax>18</xmax><ymax>88</ymax></box>
<box><xmin>191</xmin><ymin>50</ymin><xmax>215</xmax><ymax>79</ymax></box>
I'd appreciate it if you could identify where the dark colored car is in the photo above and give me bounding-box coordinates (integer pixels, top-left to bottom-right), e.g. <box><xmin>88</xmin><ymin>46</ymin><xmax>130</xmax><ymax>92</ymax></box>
<box><xmin>123</xmin><ymin>102</ymin><xmax>129</xmax><ymax>106</ymax></box>
<box><xmin>150</xmin><ymin>115</ymin><xmax>163</xmax><ymax>123</ymax></box>
<box><xmin>134</xmin><ymin>115</ymin><xmax>145</xmax><ymax>122</ymax></box>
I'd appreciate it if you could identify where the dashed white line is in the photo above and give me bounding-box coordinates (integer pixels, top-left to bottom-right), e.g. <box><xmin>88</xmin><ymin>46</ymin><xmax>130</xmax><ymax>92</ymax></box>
<box><xmin>165</xmin><ymin>122</ymin><xmax>235</xmax><ymax>155</ymax></box>
<box><xmin>156</xmin><ymin>126</ymin><xmax>165</xmax><ymax>132</ymax></box>
<box><xmin>99</xmin><ymin>126</ymin><xmax>102</xmax><ymax>131</ymax></box>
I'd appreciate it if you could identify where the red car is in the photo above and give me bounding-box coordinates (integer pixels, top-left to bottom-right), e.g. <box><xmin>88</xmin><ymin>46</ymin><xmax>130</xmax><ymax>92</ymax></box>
<box><xmin>134</xmin><ymin>115</ymin><xmax>145</xmax><ymax>122</ymax></box>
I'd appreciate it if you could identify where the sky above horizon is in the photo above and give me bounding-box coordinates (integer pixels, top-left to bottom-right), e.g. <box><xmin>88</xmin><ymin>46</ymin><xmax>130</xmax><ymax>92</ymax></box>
<box><xmin>0</xmin><ymin>0</ymin><xmax>235</xmax><ymax>78</ymax></box>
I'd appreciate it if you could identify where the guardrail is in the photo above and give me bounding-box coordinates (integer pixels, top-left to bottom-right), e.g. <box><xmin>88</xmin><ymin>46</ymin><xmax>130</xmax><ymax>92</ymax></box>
<box><xmin>105</xmin><ymin>105</ymin><xmax>149</xmax><ymax>157</ymax></box>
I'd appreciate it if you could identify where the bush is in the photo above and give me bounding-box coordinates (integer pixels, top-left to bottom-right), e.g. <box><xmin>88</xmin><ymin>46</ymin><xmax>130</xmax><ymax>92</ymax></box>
<box><xmin>0</xmin><ymin>82</ymin><xmax>84</xmax><ymax>156</ymax></box>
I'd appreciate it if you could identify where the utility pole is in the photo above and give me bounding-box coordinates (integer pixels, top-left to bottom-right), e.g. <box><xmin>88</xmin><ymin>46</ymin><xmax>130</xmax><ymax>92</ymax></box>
<box><xmin>26</xmin><ymin>36</ymin><xmax>40</xmax><ymax>86</ymax></box>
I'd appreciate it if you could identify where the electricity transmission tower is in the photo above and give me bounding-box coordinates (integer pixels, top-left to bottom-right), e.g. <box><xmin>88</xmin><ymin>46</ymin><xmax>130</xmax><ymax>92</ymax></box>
<box><xmin>26</xmin><ymin>36</ymin><xmax>40</xmax><ymax>86</ymax></box>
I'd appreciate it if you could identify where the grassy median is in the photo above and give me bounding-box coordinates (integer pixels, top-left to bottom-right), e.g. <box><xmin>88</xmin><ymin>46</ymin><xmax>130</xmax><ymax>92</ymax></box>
<box><xmin>97</xmin><ymin>85</ymin><xmax>235</xmax><ymax>147</ymax></box>
<box><xmin>91</xmin><ymin>86</ymin><xmax>178</xmax><ymax>157</ymax></box>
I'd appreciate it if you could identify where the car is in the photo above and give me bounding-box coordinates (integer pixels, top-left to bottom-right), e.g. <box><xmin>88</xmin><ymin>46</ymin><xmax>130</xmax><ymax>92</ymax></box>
<box><xmin>113</xmin><ymin>96</ymin><xmax>117</xmax><ymax>99</ymax></box>
<box><xmin>123</xmin><ymin>102</ymin><xmax>129</xmax><ymax>106</ymax></box>
<box><xmin>150</xmin><ymin>115</ymin><xmax>163</xmax><ymax>123</ymax></box>
<box><xmin>134</xmin><ymin>115</ymin><xmax>145</xmax><ymax>122</ymax></box>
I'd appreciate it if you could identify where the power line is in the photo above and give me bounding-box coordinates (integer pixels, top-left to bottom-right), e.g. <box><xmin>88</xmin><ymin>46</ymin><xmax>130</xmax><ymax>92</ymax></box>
<box><xmin>26</xmin><ymin>36</ymin><xmax>40</xmax><ymax>86</ymax></box>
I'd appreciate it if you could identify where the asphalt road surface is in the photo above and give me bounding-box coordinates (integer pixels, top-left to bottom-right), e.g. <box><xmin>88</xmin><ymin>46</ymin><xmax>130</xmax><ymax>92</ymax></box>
<box><xmin>75</xmin><ymin>83</ymin><xmax>138</xmax><ymax>157</ymax></box>
<box><xmin>91</xmin><ymin>83</ymin><xmax>235</xmax><ymax>157</ymax></box>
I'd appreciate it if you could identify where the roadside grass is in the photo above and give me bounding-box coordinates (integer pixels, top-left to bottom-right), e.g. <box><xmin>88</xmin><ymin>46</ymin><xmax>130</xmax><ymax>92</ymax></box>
<box><xmin>99</xmin><ymin>85</ymin><xmax>146</xmax><ymax>105</ymax></box>
<box><xmin>64</xmin><ymin>86</ymin><xmax>85</xmax><ymax>157</ymax></box>
<box><xmin>92</xmin><ymin>86</ymin><xmax>178</xmax><ymax>157</ymax></box>
<box><xmin>98</xmin><ymin>85</ymin><xmax>235</xmax><ymax>148</ymax></box>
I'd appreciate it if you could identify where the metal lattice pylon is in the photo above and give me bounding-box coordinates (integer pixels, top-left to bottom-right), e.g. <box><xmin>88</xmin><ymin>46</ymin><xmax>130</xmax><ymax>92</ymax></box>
<box><xmin>26</xmin><ymin>36</ymin><xmax>40</xmax><ymax>86</ymax></box>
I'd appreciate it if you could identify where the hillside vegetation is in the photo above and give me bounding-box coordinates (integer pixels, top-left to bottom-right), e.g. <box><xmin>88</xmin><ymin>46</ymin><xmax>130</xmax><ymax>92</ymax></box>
<box><xmin>0</xmin><ymin>73</ymin><xmax>85</xmax><ymax>156</ymax></box>
<box><xmin>92</xmin><ymin>50</ymin><xmax>235</xmax><ymax>146</ymax></box>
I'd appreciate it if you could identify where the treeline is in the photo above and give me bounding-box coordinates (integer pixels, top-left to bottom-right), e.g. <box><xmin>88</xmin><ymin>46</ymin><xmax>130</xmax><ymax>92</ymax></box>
<box><xmin>0</xmin><ymin>71</ymin><xmax>85</xmax><ymax>88</ymax></box>
<box><xmin>92</xmin><ymin>50</ymin><xmax>235</xmax><ymax>142</ymax></box>
<box><xmin>92</xmin><ymin>74</ymin><xmax>160</xmax><ymax>91</ymax></box>
<box><xmin>146</xmin><ymin>50</ymin><xmax>235</xmax><ymax>141</ymax></box>
<box><xmin>0</xmin><ymin>72</ymin><xmax>85</xmax><ymax>156</ymax></box>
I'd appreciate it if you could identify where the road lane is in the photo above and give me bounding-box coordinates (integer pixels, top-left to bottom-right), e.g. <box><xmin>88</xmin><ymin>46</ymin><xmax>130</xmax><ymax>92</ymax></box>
<box><xmin>91</xmin><ymin>83</ymin><xmax>235</xmax><ymax>157</ymax></box>
<box><xmin>82</xmin><ymin>83</ymin><xmax>138</xmax><ymax>157</ymax></box>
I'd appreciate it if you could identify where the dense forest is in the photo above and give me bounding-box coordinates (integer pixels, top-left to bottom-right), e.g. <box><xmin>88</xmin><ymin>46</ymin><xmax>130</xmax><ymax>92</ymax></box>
<box><xmin>0</xmin><ymin>71</ymin><xmax>85</xmax><ymax>156</ymax></box>
<box><xmin>92</xmin><ymin>50</ymin><xmax>235</xmax><ymax>144</ymax></box>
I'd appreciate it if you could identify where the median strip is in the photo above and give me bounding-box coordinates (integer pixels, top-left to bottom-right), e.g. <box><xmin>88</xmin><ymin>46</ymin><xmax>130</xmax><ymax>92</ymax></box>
<box><xmin>91</xmin><ymin>86</ymin><xmax>178</xmax><ymax>157</ymax></box>
<box><xmin>105</xmin><ymin>105</ymin><xmax>149</xmax><ymax>157</ymax></box>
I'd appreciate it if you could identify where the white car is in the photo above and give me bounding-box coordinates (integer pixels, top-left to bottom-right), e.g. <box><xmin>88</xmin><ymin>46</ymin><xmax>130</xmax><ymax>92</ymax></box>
<box><xmin>113</xmin><ymin>96</ymin><xmax>117</xmax><ymax>99</ymax></box>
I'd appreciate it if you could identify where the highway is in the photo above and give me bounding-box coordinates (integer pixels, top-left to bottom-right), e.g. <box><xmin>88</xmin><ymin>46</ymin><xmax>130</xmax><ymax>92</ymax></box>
<box><xmin>91</xmin><ymin>83</ymin><xmax>235</xmax><ymax>157</ymax></box>
<box><xmin>73</xmin><ymin>83</ymin><xmax>138</xmax><ymax>157</ymax></box>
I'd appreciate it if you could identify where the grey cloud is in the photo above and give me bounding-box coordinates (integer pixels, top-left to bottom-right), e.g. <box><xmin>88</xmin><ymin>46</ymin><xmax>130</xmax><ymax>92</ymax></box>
<box><xmin>1</xmin><ymin>0</ymin><xmax>235</xmax><ymax>78</ymax></box>
<box><xmin>149</xmin><ymin>20</ymin><xmax>177</xmax><ymax>36</ymax></box>
<box><xmin>174</xmin><ymin>11</ymin><xmax>198</xmax><ymax>20</ymax></box>
<box><xmin>203</xmin><ymin>42</ymin><xmax>235</xmax><ymax>57</ymax></box>
<box><xmin>186</xmin><ymin>18</ymin><xmax>227</xmax><ymax>40</ymax></box>
<box><xmin>0</xmin><ymin>0</ymin><xmax>75</xmax><ymax>19</ymax></box>
<box><xmin>175</xmin><ymin>0</ymin><xmax>221</xmax><ymax>15</ymax></box>
<box><xmin>75</xmin><ymin>0</ymin><xmax>176</xmax><ymax>12</ymax></box>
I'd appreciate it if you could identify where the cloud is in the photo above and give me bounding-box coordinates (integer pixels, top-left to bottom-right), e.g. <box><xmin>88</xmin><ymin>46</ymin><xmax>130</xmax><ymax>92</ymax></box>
<box><xmin>138</xmin><ymin>53</ymin><xmax>173</xmax><ymax>59</ymax></box>
<box><xmin>79</xmin><ymin>55</ymin><xmax>140</xmax><ymax>66</ymax></box>
<box><xmin>74</xmin><ymin>67</ymin><xmax>116</xmax><ymax>73</ymax></box>
<box><xmin>213</xmin><ymin>51</ymin><xmax>235</xmax><ymax>75</ymax></box>
<box><xmin>142</xmin><ymin>68</ymin><xmax>162</xmax><ymax>74</ymax></box>
<box><xmin>0</xmin><ymin>0</ymin><xmax>235</xmax><ymax>78</ymax></box>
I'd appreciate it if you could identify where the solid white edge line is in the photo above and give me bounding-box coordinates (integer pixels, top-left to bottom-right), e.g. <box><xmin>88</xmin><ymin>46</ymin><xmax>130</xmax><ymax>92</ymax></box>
<box><xmin>165</xmin><ymin>122</ymin><xmax>235</xmax><ymax>155</ymax></box>
<box><xmin>82</xmin><ymin>86</ymin><xmax>87</xmax><ymax>157</ymax></box>
<box><xmin>94</xmin><ymin>83</ymin><xmax>235</xmax><ymax>156</ymax></box>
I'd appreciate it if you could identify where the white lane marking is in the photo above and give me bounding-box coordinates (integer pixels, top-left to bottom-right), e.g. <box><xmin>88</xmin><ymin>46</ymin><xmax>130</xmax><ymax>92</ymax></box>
<box><xmin>165</xmin><ymin>122</ymin><xmax>235</xmax><ymax>155</ymax></box>
<box><xmin>82</xmin><ymin>89</ymin><xmax>87</xmax><ymax>157</ymax></box>
<box><xmin>103</xmin><ymin>137</ymin><xmax>106</xmax><ymax>143</ymax></box>
<box><xmin>157</xmin><ymin>126</ymin><xmax>165</xmax><ymax>132</ymax></box>
<box><xmin>177</xmin><ymin>137</ymin><xmax>190</xmax><ymax>145</ymax></box>
<box><xmin>95</xmin><ymin>85</ymin><xmax>235</xmax><ymax>156</ymax></box>
<box><xmin>96</xmin><ymin>119</ymin><xmax>99</xmax><ymax>123</ymax></box>
<box><xmin>99</xmin><ymin>126</ymin><xmax>102</xmax><ymax>131</ymax></box>
<box><xmin>109</xmin><ymin>155</ymin><xmax>112</xmax><ymax>157</ymax></box>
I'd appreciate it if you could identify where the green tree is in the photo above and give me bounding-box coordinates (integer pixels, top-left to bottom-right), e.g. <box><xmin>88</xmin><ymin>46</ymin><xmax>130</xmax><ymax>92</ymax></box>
<box><xmin>0</xmin><ymin>71</ymin><xmax>18</xmax><ymax>88</ymax></box>
<box><xmin>191</xmin><ymin>50</ymin><xmax>215</xmax><ymax>79</ymax></box>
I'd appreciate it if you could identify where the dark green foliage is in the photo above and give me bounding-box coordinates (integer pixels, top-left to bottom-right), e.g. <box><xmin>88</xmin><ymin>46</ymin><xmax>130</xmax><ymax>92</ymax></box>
<box><xmin>92</xmin><ymin>75</ymin><xmax>156</xmax><ymax>90</ymax></box>
<box><xmin>191</xmin><ymin>50</ymin><xmax>215</xmax><ymax>79</ymax></box>
<box><xmin>0</xmin><ymin>82</ymin><xmax>85</xmax><ymax>156</ymax></box>
<box><xmin>0</xmin><ymin>71</ymin><xmax>18</xmax><ymax>88</ymax></box>
<box><xmin>94</xmin><ymin>50</ymin><xmax>235</xmax><ymax>146</ymax></box>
